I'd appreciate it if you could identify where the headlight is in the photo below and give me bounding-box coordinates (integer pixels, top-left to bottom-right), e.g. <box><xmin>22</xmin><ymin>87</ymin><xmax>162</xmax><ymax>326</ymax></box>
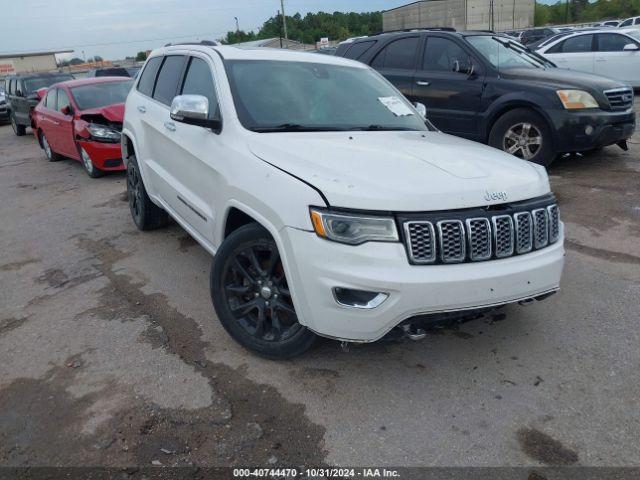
<box><xmin>556</xmin><ymin>90</ymin><xmax>598</xmax><ymax>109</ymax></box>
<box><xmin>87</xmin><ymin>123</ymin><xmax>121</xmax><ymax>142</ymax></box>
<box><xmin>310</xmin><ymin>208</ymin><xmax>399</xmax><ymax>245</ymax></box>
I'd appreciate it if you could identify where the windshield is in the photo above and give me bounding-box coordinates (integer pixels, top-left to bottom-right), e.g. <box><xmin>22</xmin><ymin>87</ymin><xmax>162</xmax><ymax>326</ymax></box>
<box><xmin>467</xmin><ymin>36</ymin><xmax>550</xmax><ymax>69</ymax></box>
<box><xmin>71</xmin><ymin>80</ymin><xmax>133</xmax><ymax>110</ymax></box>
<box><xmin>625</xmin><ymin>30</ymin><xmax>640</xmax><ymax>42</ymax></box>
<box><xmin>24</xmin><ymin>75</ymin><xmax>73</xmax><ymax>93</ymax></box>
<box><xmin>226</xmin><ymin>60</ymin><xmax>428</xmax><ymax>132</ymax></box>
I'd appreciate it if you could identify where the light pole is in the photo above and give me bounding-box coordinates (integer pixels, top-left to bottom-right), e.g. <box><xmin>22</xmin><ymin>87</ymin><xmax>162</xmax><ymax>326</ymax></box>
<box><xmin>280</xmin><ymin>0</ymin><xmax>288</xmax><ymax>47</ymax></box>
<box><xmin>234</xmin><ymin>16</ymin><xmax>239</xmax><ymax>33</ymax></box>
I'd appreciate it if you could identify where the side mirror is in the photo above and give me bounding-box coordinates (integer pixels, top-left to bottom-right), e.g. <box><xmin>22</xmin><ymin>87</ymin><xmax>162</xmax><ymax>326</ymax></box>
<box><xmin>15</xmin><ymin>88</ymin><xmax>24</xmax><ymax>97</ymax></box>
<box><xmin>623</xmin><ymin>43</ymin><xmax>639</xmax><ymax>51</ymax></box>
<box><xmin>61</xmin><ymin>105</ymin><xmax>73</xmax><ymax>116</ymax></box>
<box><xmin>413</xmin><ymin>102</ymin><xmax>427</xmax><ymax>120</ymax></box>
<box><xmin>170</xmin><ymin>94</ymin><xmax>221</xmax><ymax>131</ymax></box>
<box><xmin>453</xmin><ymin>59</ymin><xmax>475</xmax><ymax>76</ymax></box>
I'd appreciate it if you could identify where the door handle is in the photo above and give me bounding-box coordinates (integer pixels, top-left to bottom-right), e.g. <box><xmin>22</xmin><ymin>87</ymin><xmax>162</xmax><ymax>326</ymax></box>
<box><xmin>416</xmin><ymin>81</ymin><xmax>430</xmax><ymax>86</ymax></box>
<box><xmin>137</xmin><ymin>106</ymin><xmax>146</xmax><ymax>113</ymax></box>
<box><xmin>163</xmin><ymin>121</ymin><xmax>176</xmax><ymax>132</ymax></box>
<box><xmin>595</xmin><ymin>57</ymin><xmax>606</xmax><ymax>62</ymax></box>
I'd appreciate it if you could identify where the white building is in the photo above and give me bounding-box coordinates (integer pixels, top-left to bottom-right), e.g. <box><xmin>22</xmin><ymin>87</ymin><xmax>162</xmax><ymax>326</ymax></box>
<box><xmin>0</xmin><ymin>50</ymin><xmax>73</xmax><ymax>77</ymax></box>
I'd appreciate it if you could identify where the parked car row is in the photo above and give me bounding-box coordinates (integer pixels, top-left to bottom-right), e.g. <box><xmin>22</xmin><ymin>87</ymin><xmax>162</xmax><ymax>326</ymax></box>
<box><xmin>334</xmin><ymin>29</ymin><xmax>636</xmax><ymax>167</ymax></box>
<box><xmin>535</xmin><ymin>28</ymin><xmax>640</xmax><ymax>87</ymax></box>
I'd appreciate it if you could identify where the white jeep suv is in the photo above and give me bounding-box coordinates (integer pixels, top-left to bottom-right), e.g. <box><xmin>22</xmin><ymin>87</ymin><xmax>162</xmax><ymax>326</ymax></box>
<box><xmin>122</xmin><ymin>41</ymin><xmax>564</xmax><ymax>359</ymax></box>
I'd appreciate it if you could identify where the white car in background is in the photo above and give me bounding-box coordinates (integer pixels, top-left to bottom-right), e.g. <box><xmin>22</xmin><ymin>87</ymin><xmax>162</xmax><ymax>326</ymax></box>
<box><xmin>618</xmin><ymin>16</ymin><xmax>640</xmax><ymax>28</ymax></box>
<box><xmin>537</xmin><ymin>28</ymin><xmax>640</xmax><ymax>87</ymax></box>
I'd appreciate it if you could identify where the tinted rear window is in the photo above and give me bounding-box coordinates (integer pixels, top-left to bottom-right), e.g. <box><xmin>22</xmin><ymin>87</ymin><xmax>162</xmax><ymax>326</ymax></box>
<box><xmin>71</xmin><ymin>80</ymin><xmax>134</xmax><ymax>110</ymax></box>
<box><xmin>23</xmin><ymin>75</ymin><xmax>73</xmax><ymax>93</ymax></box>
<box><xmin>344</xmin><ymin>41</ymin><xmax>376</xmax><ymax>60</ymax></box>
<box><xmin>371</xmin><ymin>37</ymin><xmax>419</xmax><ymax>70</ymax></box>
<box><xmin>95</xmin><ymin>68</ymin><xmax>130</xmax><ymax>77</ymax></box>
<box><xmin>153</xmin><ymin>56</ymin><xmax>186</xmax><ymax>106</ymax></box>
<box><xmin>137</xmin><ymin>56</ymin><xmax>163</xmax><ymax>97</ymax></box>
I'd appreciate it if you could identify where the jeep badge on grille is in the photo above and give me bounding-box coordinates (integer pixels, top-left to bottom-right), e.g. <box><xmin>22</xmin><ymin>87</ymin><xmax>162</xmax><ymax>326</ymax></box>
<box><xmin>484</xmin><ymin>190</ymin><xmax>508</xmax><ymax>202</ymax></box>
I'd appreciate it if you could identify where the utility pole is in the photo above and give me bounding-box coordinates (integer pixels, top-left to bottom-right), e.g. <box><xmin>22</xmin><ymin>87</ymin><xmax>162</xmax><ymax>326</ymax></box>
<box><xmin>280</xmin><ymin>0</ymin><xmax>288</xmax><ymax>47</ymax></box>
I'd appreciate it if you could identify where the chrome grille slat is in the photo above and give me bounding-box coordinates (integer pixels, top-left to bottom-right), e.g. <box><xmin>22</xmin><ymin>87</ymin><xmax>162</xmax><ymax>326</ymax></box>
<box><xmin>404</xmin><ymin>221</ymin><xmax>436</xmax><ymax>264</ymax></box>
<box><xmin>403</xmin><ymin>203</ymin><xmax>560</xmax><ymax>265</ymax></box>
<box><xmin>437</xmin><ymin>220</ymin><xmax>466</xmax><ymax>263</ymax></box>
<box><xmin>514</xmin><ymin>212</ymin><xmax>533</xmax><ymax>254</ymax></box>
<box><xmin>492</xmin><ymin>215</ymin><xmax>514</xmax><ymax>258</ymax></box>
<box><xmin>532</xmin><ymin>208</ymin><xmax>549</xmax><ymax>249</ymax></box>
<box><xmin>466</xmin><ymin>218</ymin><xmax>492</xmax><ymax>261</ymax></box>
<box><xmin>604</xmin><ymin>87</ymin><xmax>634</xmax><ymax>111</ymax></box>
<box><xmin>547</xmin><ymin>205</ymin><xmax>560</xmax><ymax>243</ymax></box>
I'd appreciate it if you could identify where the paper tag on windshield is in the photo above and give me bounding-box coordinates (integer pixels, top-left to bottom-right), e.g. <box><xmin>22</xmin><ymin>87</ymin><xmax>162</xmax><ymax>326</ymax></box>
<box><xmin>378</xmin><ymin>96</ymin><xmax>413</xmax><ymax>117</ymax></box>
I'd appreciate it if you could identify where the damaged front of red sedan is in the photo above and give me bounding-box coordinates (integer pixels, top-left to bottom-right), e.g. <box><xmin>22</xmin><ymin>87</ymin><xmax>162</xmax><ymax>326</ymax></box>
<box><xmin>32</xmin><ymin>77</ymin><xmax>132</xmax><ymax>177</ymax></box>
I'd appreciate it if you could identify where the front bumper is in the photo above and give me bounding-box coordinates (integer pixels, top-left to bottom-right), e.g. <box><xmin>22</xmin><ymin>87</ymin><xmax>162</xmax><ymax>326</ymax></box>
<box><xmin>77</xmin><ymin>140</ymin><xmax>125</xmax><ymax>171</ymax></box>
<box><xmin>550</xmin><ymin>108</ymin><xmax>635</xmax><ymax>152</ymax></box>
<box><xmin>281</xmin><ymin>225</ymin><xmax>565</xmax><ymax>342</ymax></box>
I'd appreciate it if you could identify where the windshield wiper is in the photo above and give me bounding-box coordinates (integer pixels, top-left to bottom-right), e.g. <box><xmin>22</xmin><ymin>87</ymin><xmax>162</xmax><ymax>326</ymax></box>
<box><xmin>250</xmin><ymin>123</ymin><xmax>348</xmax><ymax>133</ymax></box>
<box><xmin>348</xmin><ymin>125</ymin><xmax>419</xmax><ymax>131</ymax></box>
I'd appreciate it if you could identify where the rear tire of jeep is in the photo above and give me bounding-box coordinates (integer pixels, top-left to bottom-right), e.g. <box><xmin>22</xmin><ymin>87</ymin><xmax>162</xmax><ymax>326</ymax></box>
<box><xmin>489</xmin><ymin>108</ymin><xmax>555</xmax><ymax>168</ymax></box>
<box><xmin>126</xmin><ymin>154</ymin><xmax>170</xmax><ymax>231</ymax></box>
<box><xmin>10</xmin><ymin>113</ymin><xmax>26</xmax><ymax>136</ymax></box>
<box><xmin>210</xmin><ymin>223</ymin><xmax>318</xmax><ymax>359</ymax></box>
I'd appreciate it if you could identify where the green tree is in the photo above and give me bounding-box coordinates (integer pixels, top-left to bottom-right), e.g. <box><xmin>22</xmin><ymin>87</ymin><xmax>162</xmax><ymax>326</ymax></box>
<box><xmin>135</xmin><ymin>51</ymin><xmax>147</xmax><ymax>61</ymax></box>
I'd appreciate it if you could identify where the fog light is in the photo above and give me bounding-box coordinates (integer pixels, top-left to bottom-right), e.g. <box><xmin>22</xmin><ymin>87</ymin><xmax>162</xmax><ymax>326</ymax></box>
<box><xmin>332</xmin><ymin>287</ymin><xmax>388</xmax><ymax>309</ymax></box>
<box><xmin>584</xmin><ymin>125</ymin><xmax>594</xmax><ymax>135</ymax></box>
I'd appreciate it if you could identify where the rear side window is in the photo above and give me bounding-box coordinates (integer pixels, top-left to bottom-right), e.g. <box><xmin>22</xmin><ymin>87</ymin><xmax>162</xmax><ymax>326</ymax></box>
<box><xmin>153</xmin><ymin>55</ymin><xmax>186</xmax><ymax>106</ymax></box>
<box><xmin>137</xmin><ymin>56</ymin><xmax>163</xmax><ymax>97</ymax></box>
<box><xmin>44</xmin><ymin>88</ymin><xmax>57</xmax><ymax>109</ymax></box>
<box><xmin>180</xmin><ymin>57</ymin><xmax>219</xmax><ymax>119</ymax></box>
<box><xmin>56</xmin><ymin>89</ymin><xmax>70</xmax><ymax>111</ymax></box>
<box><xmin>371</xmin><ymin>37</ymin><xmax>419</xmax><ymax>70</ymax></box>
<box><xmin>635</xmin><ymin>18</ymin><xmax>640</xmax><ymax>25</ymax></box>
<box><xmin>620</xmin><ymin>19</ymin><xmax>633</xmax><ymax>27</ymax></box>
<box><xmin>9</xmin><ymin>79</ymin><xmax>15</xmax><ymax>95</ymax></box>
<box><xmin>560</xmin><ymin>34</ymin><xmax>594</xmax><ymax>53</ymax></box>
<box><xmin>597</xmin><ymin>33</ymin><xmax>635</xmax><ymax>52</ymax></box>
<box><xmin>344</xmin><ymin>41</ymin><xmax>376</xmax><ymax>60</ymax></box>
<box><xmin>423</xmin><ymin>37</ymin><xmax>470</xmax><ymax>72</ymax></box>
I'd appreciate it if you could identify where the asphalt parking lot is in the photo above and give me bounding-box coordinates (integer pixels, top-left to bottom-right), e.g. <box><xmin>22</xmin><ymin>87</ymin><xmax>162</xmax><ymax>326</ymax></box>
<box><xmin>1</xmin><ymin>107</ymin><xmax>639</xmax><ymax>469</ymax></box>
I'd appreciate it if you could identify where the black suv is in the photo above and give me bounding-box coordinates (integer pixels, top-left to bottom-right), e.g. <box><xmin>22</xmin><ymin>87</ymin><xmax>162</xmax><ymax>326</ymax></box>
<box><xmin>4</xmin><ymin>72</ymin><xmax>74</xmax><ymax>136</ymax></box>
<box><xmin>336</xmin><ymin>30</ymin><xmax>635</xmax><ymax>166</ymax></box>
<box><xmin>85</xmin><ymin>67</ymin><xmax>131</xmax><ymax>78</ymax></box>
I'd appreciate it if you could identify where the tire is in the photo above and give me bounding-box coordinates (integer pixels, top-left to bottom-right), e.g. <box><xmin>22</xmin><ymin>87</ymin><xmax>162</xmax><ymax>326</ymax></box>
<box><xmin>489</xmin><ymin>108</ymin><xmax>555</xmax><ymax>167</ymax></box>
<box><xmin>40</xmin><ymin>131</ymin><xmax>62</xmax><ymax>162</ymax></box>
<box><xmin>210</xmin><ymin>223</ymin><xmax>317</xmax><ymax>359</ymax></box>
<box><xmin>10</xmin><ymin>113</ymin><xmax>26</xmax><ymax>136</ymax></box>
<box><xmin>79</xmin><ymin>145</ymin><xmax>105</xmax><ymax>178</ymax></box>
<box><xmin>126</xmin><ymin>154</ymin><xmax>169</xmax><ymax>230</ymax></box>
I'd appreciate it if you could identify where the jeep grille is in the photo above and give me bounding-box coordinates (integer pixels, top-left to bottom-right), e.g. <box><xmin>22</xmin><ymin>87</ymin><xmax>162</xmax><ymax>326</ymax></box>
<box><xmin>403</xmin><ymin>199</ymin><xmax>560</xmax><ymax>265</ymax></box>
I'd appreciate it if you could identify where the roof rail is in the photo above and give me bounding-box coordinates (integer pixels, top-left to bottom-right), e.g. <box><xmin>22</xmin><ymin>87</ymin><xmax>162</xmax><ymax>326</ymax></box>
<box><xmin>371</xmin><ymin>27</ymin><xmax>456</xmax><ymax>36</ymax></box>
<box><xmin>164</xmin><ymin>40</ymin><xmax>219</xmax><ymax>47</ymax></box>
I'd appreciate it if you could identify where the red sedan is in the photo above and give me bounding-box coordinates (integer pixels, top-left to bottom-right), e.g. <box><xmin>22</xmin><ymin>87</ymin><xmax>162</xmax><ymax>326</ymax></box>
<box><xmin>32</xmin><ymin>77</ymin><xmax>133</xmax><ymax>178</ymax></box>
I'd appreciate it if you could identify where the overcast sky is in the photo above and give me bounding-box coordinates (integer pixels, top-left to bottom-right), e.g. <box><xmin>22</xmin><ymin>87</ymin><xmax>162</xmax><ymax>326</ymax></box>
<box><xmin>1</xmin><ymin>0</ymin><xmax>412</xmax><ymax>61</ymax></box>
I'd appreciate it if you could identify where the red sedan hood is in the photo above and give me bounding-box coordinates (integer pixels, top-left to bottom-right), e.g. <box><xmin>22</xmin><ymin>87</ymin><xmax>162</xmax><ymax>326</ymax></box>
<box><xmin>79</xmin><ymin>103</ymin><xmax>125</xmax><ymax>122</ymax></box>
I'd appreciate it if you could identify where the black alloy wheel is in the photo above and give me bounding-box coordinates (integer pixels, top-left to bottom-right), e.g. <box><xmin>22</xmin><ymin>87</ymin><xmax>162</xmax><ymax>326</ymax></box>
<box><xmin>211</xmin><ymin>223</ymin><xmax>317</xmax><ymax>359</ymax></box>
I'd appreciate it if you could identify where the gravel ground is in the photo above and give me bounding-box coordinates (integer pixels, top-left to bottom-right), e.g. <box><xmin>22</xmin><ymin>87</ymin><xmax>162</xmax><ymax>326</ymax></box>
<box><xmin>0</xmin><ymin>105</ymin><xmax>639</xmax><ymax>469</ymax></box>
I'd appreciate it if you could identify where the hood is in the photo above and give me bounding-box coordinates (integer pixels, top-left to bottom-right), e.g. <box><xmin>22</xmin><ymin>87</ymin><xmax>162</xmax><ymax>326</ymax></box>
<box><xmin>79</xmin><ymin>103</ymin><xmax>125</xmax><ymax>122</ymax></box>
<box><xmin>249</xmin><ymin>131</ymin><xmax>550</xmax><ymax>211</ymax></box>
<box><xmin>501</xmin><ymin>67</ymin><xmax>627</xmax><ymax>92</ymax></box>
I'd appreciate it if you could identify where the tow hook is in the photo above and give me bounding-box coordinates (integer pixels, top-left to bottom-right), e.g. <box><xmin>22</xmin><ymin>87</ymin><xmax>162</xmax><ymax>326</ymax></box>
<box><xmin>401</xmin><ymin>324</ymin><xmax>427</xmax><ymax>341</ymax></box>
<box><xmin>617</xmin><ymin>140</ymin><xmax>628</xmax><ymax>151</ymax></box>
